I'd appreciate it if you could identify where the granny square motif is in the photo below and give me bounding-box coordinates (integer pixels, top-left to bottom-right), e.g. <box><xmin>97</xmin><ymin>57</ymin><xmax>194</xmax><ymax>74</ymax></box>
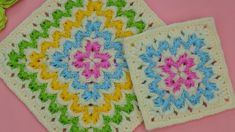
<box><xmin>123</xmin><ymin>18</ymin><xmax>235</xmax><ymax>130</ymax></box>
<box><xmin>0</xmin><ymin>0</ymin><xmax>165</xmax><ymax>131</ymax></box>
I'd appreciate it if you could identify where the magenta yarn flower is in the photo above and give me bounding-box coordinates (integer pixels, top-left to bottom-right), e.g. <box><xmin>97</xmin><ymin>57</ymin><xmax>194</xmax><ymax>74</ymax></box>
<box><xmin>72</xmin><ymin>40</ymin><xmax>111</xmax><ymax>79</ymax></box>
<box><xmin>160</xmin><ymin>53</ymin><xmax>199</xmax><ymax>93</ymax></box>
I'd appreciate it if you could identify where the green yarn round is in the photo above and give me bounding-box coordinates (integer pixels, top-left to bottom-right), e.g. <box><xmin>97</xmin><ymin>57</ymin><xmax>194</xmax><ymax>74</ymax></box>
<box><xmin>0</xmin><ymin>0</ymin><xmax>17</xmax><ymax>8</ymax></box>
<box><xmin>0</xmin><ymin>0</ymin><xmax>18</xmax><ymax>30</ymax></box>
<box><xmin>0</xmin><ymin>7</ymin><xmax>7</xmax><ymax>30</ymax></box>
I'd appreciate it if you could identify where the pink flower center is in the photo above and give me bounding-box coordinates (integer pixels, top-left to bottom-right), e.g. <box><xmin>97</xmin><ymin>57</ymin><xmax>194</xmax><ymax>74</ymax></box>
<box><xmin>72</xmin><ymin>40</ymin><xmax>111</xmax><ymax>79</ymax></box>
<box><xmin>160</xmin><ymin>53</ymin><xmax>199</xmax><ymax>93</ymax></box>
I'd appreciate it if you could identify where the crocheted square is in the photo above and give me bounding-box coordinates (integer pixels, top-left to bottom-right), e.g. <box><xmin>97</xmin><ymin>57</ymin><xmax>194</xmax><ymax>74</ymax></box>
<box><xmin>0</xmin><ymin>0</ymin><xmax>165</xmax><ymax>131</ymax></box>
<box><xmin>123</xmin><ymin>17</ymin><xmax>235</xmax><ymax>130</ymax></box>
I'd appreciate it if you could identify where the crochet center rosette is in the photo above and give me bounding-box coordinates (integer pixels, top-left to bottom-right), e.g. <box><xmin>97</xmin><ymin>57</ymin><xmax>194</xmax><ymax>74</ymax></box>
<box><xmin>123</xmin><ymin>18</ymin><xmax>235</xmax><ymax>130</ymax></box>
<box><xmin>0</xmin><ymin>0</ymin><xmax>165</xmax><ymax>131</ymax></box>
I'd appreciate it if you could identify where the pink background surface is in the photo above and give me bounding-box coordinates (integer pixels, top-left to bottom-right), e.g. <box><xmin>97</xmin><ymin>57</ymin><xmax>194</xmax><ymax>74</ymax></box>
<box><xmin>0</xmin><ymin>0</ymin><xmax>235</xmax><ymax>131</ymax></box>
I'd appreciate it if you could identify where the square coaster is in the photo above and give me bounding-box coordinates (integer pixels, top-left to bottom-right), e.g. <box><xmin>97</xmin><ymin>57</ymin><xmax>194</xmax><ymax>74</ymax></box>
<box><xmin>123</xmin><ymin>17</ymin><xmax>235</xmax><ymax>130</ymax></box>
<box><xmin>0</xmin><ymin>0</ymin><xmax>165</xmax><ymax>131</ymax></box>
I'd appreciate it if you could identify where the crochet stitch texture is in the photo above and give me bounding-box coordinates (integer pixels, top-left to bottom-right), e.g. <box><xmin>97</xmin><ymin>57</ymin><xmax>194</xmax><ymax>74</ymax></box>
<box><xmin>0</xmin><ymin>0</ymin><xmax>164</xmax><ymax>131</ymax></box>
<box><xmin>0</xmin><ymin>0</ymin><xmax>18</xmax><ymax>30</ymax></box>
<box><xmin>141</xmin><ymin>34</ymin><xmax>217</xmax><ymax>111</ymax></box>
<box><xmin>123</xmin><ymin>18</ymin><xmax>235</xmax><ymax>130</ymax></box>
